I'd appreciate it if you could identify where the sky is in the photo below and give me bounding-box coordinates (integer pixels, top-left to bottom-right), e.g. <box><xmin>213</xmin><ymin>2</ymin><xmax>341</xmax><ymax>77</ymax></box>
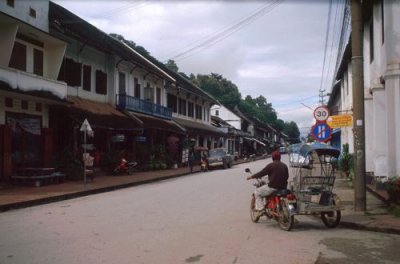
<box><xmin>53</xmin><ymin>0</ymin><xmax>345</xmax><ymax>137</ymax></box>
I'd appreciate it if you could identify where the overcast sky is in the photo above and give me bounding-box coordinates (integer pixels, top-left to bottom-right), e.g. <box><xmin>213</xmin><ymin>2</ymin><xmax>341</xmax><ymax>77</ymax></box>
<box><xmin>53</xmin><ymin>0</ymin><xmax>341</xmax><ymax>137</ymax></box>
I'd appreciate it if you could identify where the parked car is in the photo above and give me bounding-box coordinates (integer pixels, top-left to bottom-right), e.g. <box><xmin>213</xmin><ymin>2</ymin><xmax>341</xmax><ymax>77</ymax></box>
<box><xmin>279</xmin><ymin>146</ymin><xmax>288</xmax><ymax>154</ymax></box>
<box><xmin>207</xmin><ymin>148</ymin><xmax>234</xmax><ymax>169</ymax></box>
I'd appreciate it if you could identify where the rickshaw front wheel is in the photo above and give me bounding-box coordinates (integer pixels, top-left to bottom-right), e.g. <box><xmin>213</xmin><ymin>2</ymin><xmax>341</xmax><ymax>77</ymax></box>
<box><xmin>321</xmin><ymin>210</ymin><xmax>341</xmax><ymax>228</ymax></box>
<box><xmin>250</xmin><ymin>195</ymin><xmax>260</xmax><ymax>223</ymax></box>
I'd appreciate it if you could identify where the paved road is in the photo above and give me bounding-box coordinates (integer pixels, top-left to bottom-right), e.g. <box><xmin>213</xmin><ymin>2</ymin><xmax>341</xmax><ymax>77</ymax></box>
<box><xmin>1</xmin><ymin>156</ymin><xmax>399</xmax><ymax>264</ymax></box>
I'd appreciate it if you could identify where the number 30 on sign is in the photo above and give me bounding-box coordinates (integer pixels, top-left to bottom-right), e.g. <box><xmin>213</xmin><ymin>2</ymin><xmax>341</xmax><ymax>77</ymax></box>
<box><xmin>313</xmin><ymin>105</ymin><xmax>330</xmax><ymax>122</ymax></box>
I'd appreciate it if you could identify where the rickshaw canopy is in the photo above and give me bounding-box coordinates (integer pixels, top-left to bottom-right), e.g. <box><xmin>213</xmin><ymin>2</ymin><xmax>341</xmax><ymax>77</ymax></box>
<box><xmin>289</xmin><ymin>142</ymin><xmax>340</xmax><ymax>159</ymax></box>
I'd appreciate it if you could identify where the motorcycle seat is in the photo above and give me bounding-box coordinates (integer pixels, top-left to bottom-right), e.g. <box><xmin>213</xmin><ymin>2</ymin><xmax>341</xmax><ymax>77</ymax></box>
<box><xmin>270</xmin><ymin>189</ymin><xmax>291</xmax><ymax>197</ymax></box>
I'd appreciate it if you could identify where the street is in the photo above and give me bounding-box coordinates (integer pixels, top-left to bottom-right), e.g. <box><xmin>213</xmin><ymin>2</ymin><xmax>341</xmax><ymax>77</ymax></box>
<box><xmin>0</xmin><ymin>156</ymin><xmax>399</xmax><ymax>264</ymax></box>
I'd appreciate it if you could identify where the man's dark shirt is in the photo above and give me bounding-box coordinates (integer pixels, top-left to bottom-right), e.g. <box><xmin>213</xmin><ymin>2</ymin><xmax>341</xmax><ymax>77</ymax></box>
<box><xmin>252</xmin><ymin>160</ymin><xmax>289</xmax><ymax>189</ymax></box>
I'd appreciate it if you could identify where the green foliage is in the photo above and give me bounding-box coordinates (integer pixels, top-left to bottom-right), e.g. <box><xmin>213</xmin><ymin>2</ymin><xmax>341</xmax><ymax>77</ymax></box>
<box><xmin>240</xmin><ymin>95</ymin><xmax>276</xmax><ymax>125</ymax></box>
<box><xmin>193</xmin><ymin>73</ymin><xmax>242</xmax><ymax>109</ymax></box>
<box><xmin>147</xmin><ymin>145</ymin><xmax>167</xmax><ymax>170</ymax></box>
<box><xmin>386</xmin><ymin>176</ymin><xmax>400</xmax><ymax>204</ymax></box>
<box><xmin>339</xmin><ymin>143</ymin><xmax>354</xmax><ymax>178</ymax></box>
<box><xmin>388</xmin><ymin>205</ymin><xmax>400</xmax><ymax>217</ymax></box>
<box><xmin>283</xmin><ymin>121</ymin><xmax>301</xmax><ymax>144</ymax></box>
<box><xmin>165</xmin><ymin>59</ymin><xmax>179</xmax><ymax>72</ymax></box>
<box><xmin>56</xmin><ymin>148</ymin><xmax>83</xmax><ymax>181</ymax></box>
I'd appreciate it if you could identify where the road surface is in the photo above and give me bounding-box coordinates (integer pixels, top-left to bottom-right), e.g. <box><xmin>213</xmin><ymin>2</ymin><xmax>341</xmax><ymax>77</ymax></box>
<box><xmin>1</xmin><ymin>155</ymin><xmax>399</xmax><ymax>263</ymax></box>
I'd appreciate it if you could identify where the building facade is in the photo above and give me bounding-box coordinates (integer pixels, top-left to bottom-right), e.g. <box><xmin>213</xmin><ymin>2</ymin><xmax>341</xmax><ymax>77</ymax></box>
<box><xmin>329</xmin><ymin>0</ymin><xmax>400</xmax><ymax>178</ymax></box>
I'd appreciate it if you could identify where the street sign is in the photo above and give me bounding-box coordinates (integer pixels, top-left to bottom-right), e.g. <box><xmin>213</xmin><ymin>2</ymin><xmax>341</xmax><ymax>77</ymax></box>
<box><xmin>313</xmin><ymin>105</ymin><xmax>330</xmax><ymax>122</ymax></box>
<box><xmin>327</xmin><ymin>114</ymin><xmax>353</xmax><ymax>128</ymax></box>
<box><xmin>80</xmin><ymin>119</ymin><xmax>93</xmax><ymax>132</ymax></box>
<box><xmin>311</xmin><ymin>122</ymin><xmax>332</xmax><ymax>142</ymax></box>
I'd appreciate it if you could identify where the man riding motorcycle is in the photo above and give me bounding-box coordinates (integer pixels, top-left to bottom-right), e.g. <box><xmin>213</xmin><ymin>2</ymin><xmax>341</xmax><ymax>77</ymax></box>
<box><xmin>246</xmin><ymin>150</ymin><xmax>289</xmax><ymax>217</ymax></box>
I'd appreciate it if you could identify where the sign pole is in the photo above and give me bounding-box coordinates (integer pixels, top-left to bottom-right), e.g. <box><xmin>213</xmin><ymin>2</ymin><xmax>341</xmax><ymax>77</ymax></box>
<box><xmin>80</xmin><ymin>119</ymin><xmax>93</xmax><ymax>188</ymax></box>
<box><xmin>83</xmin><ymin>129</ymin><xmax>87</xmax><ymax>187</ymax></box>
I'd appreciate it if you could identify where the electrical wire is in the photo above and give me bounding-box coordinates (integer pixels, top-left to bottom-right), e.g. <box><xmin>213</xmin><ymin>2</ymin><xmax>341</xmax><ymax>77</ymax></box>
<box><xmin>322</xmin><ymin>0</ymin><xmax>341</xmax><ymax>97</ymax></box>
<box><xmin>319</xmin><ymin>0</ymin><xmax>333</xmax><ymax>97</ymax></box>
<box><xmin>166</xmin><ymin>0</ymin><xmax>282</xmax><ymax>62</ymax></box>
<box><xmin>318</xmin><ymin>0</ymin><xmax>348</xmax><ymax>104</ymax></box>
<box><xmin>93</xmin><ymin>0</ymin><xmax>148</xmax><ymax>19</ymax></box>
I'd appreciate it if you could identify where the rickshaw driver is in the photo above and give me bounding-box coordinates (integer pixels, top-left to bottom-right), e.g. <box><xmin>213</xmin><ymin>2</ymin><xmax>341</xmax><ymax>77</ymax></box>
<box><xmin>246</xmin><ymin>150</ymin><xmax>289</xmax><ymax>216</ymax></box>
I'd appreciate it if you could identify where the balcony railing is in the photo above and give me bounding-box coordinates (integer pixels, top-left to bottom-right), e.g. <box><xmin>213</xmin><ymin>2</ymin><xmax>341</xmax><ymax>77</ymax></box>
<box><xmin>116</xmin><ymin>94</ymin><xmax>172</xmax><ymax>120</ymax></box>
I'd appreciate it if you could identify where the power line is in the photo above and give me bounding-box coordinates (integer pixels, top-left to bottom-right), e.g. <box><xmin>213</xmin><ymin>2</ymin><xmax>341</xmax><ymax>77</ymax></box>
<box><xmin>319</xmin><ymin>0</ymin><xmax>348</xmax><ymax>105</ymax></box>
<box><xmin>166</xmin><ymin>0</ymin><xmax>282</xmax><ymax>62</ymax></box>
<box><xmin>93</xmin><ymin>0</ymin><xmax>148</xmax><ymax>19</ymax></box>
<box><xmin>319</xmin><ymin>0</ymin><xmax>333</xmax><ymax>102</ymax></box>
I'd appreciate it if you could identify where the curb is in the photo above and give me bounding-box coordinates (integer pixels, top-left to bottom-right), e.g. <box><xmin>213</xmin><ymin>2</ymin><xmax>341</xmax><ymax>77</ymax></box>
<box><xmin>340</xmin><ymin>221</ymin><xmax>400</xmax><ymax>235</ymax></box>
<box><xmin>0</xmin><ymin>157</ymin><xmax>263</xmax><ymax>213</ymax></box>
<box><xmin>0</xmin><ymin>170</ymin><xmax>194</xmax><ymax>213</ymax></box>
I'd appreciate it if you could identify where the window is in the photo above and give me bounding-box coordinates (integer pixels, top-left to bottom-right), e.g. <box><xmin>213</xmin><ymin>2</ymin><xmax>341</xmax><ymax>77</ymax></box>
<box><xmin>21</xmin><ymin>100</ymin><xmax>28</xmax><ymax>110</ymax></box>
<box><xmin>95</xmin><ymin>70</ymin><xmax>107</xmax><ymax>95</ymax></box>
<box><xmin>5</xmin><ymin>98</ymin><xmax>13</xmax><ymax>108</ymax></box>
<box><xmin>7</xmin><ymin>0</ymin><xmax>14</xmax><ymax>8</ymax></box>
<box><xmin>9</xmin><ymin>42</ymin><xmax>27</xmax><ymax>71</ymax></box>
<box><xmin>167</xmin><ymin>93</ymin><xmax>177</xmax><ymax>113</ymax></box>
<box><xmin>58</xmin><ymin>58</ymin><xmax>82</xmax><ymax>87</ymax></box>
<box><xmin>369</xmin><ymin>20</ymin><xmax>374</xmax><ymax>62</ymax></box>
<box><xmin>195</xmin><ymin>105</ymin><xmax>202</xmax><ymax>120</ymax></box>
<box><xmin>178</xmin><ymin>98</ymin><xmax>186</xmax><ymax>115</ymax></box>
<box><xmin>156</xmin><ymin>87</ymin><xmax>161</xmax><ymax>105</ymax></box>
<box><xmin>83</xmin><ymin>65</ymin><xmax>91</xmax><ymax>91</ymax></box>
<box><xmin>134</xmin><ymin>78</ymin><xmax>141</xmax><ymax>98</ymax></box>
<box><xmin>33</xmin><ymin>48</ymin><xmax>43</xmax><ymax>76</ymax></box>
<box><xmin>215</xmin><ymin>110</ymin><xmax>219</xmax><ymax>116</ymax></box>
<box><xmin>144</xmin><ymin>82</ymin><xmax>153</xmax><ymax>102</ymax></box>
<box><xmin>188</xmin><ymin>102</ymin><xmax>194</xmax><ymax>117</ymax></box>
<box><xmin>36</xmin><ymin>103</ymin><xmax>42</xmax><ymax>112</ymax></box>
<box><xmin>118</xmin><ymin>72</ymin><xmax>126</xmax><ymax>95</ymax></box>
<box><xmin>29</xmin><ymin>7</ymin><xmax>36</xmax><ymax>18</ymax></box>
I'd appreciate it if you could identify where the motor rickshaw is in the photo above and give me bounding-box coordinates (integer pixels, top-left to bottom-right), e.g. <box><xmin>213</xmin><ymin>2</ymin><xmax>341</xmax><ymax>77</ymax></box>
<box><xmin>288</xmin><ymin>142</ymin><xmax>343</xmax><ymax>228</ymax></box>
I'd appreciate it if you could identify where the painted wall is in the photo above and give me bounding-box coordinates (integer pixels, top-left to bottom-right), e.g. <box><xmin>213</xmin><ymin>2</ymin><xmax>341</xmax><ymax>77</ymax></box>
<box><xmin>362</xmin><ymin>1</ymin><xmax>400</xmax><ymax>177</ymax></box>
<box><xmin>210</xmin><ymin>105</ymin><xmax>241</xmax><ymax>130</ymax></box>
<box><xmin>0</xmin><ymin>0</ymin><xmax>49</xmax><ymax>32</ymax></box>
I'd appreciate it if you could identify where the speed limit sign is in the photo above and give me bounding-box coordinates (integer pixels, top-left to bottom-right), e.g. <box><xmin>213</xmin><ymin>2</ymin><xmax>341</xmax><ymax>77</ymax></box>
<box><xmin>314</xmin><ymin>105</ymin><xmax>330</xmax><ymax>122</ymax></box>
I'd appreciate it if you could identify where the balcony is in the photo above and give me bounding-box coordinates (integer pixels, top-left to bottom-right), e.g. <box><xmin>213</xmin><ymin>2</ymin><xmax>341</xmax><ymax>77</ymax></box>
<box><xmin>0</xmin><ymin>66</ymin><xmax>67</xmax><ymax>99</ymax></box>
<box><xmin>116</xmin><ymin>94</ymin><xmax>172</xmax><ymax>120</ymax></box>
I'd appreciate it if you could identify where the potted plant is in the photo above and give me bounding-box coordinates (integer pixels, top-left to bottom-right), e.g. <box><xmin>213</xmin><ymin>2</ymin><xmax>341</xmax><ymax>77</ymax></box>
<box><xmin>339</xmin><ymin>143</ymin><xmax>353</xmax><ymax>178</ymax></box>
<box><xmin>374</xmin><ymin>177</ymin><xmax>387</xmax><ymax>191</ymax></box>
<box><xmin>385</xmin><ymin>176</ymin><xmax>400</xmax><ymax>204</ymax></box>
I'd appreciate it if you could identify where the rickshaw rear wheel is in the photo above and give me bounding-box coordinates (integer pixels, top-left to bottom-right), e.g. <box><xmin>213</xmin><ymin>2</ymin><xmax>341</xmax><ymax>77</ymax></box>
<box><xmin>321</xmin><ymin>210</ymin><xmax>341</xmax><ymax>228</ymax></box>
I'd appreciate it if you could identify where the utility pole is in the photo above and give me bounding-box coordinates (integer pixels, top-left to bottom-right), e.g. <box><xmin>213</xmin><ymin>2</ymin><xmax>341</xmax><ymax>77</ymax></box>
<box><xmin>351</xmin><ymin>0</ymin><xmax>366</xmax><ymax>211</ymax></box>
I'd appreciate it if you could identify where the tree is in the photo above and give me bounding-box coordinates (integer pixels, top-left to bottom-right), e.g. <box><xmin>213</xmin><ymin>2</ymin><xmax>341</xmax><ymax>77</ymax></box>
<box><xmin>283</xmin><ymin>121</ymin><xmax>300</xmax><ymax>144</ymax></box>
<box><xmin>192</xmin><ymin>73</ymin><xmax>241</xmax><ymax>109</ymax></box>
<box><xmin>165</xmin><ymin>59</ymin><xmax>179</xmax><ymax>72</ymax></box>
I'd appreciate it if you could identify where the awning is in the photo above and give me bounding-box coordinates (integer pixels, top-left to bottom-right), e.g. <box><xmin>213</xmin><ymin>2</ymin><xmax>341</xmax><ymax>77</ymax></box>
<box><xmin>126</xmin><ymin>111</ymin><xmax>186</xmax><ymax>135</ymax></box>
<box><xmin>244</xmin><ymin>137</ymin><xmax>266</xmax><ymax>147</ymax></box>
<box><xmin>57</xmin><ymin>96</ymin><xmax>143</xmax><ymax>130</ymax></box>
<box><xmin>173</xmin><ymin>117</ymin><xmax>225</xmax><ymax>137</ymax></box>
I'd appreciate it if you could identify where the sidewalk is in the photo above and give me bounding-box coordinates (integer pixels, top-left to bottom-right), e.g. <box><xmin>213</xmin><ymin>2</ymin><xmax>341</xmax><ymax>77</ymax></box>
<box><xmin>1</xmin><ymin>162</ymin><xmax>399</xmax><ymax>235</ymax></box>
<box><xmin>335</xmin><ymin>177</ymin><xmax>400</xmax><ymax>234</ymax></box>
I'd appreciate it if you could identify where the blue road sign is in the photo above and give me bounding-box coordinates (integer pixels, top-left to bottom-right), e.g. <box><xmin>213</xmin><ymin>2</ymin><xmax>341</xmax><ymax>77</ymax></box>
<box><xmin>311</xmin><ymin>122</ymin><xmax>332</xmax><ymax>142</ymax></box>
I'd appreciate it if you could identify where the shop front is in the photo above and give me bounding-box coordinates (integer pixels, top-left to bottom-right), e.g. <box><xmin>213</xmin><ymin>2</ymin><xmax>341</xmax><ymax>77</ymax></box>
<box><xmin>50</xmin><ymin>96</ymin><xmax>143</xmax><ymax>176</ymax></box>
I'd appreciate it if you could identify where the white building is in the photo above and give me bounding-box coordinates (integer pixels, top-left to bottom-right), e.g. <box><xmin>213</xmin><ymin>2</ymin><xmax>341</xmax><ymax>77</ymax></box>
<box><xmin>329</xmin><ymin>0</ymin><xmax>400</xmax><ymax>178</ymax></box>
